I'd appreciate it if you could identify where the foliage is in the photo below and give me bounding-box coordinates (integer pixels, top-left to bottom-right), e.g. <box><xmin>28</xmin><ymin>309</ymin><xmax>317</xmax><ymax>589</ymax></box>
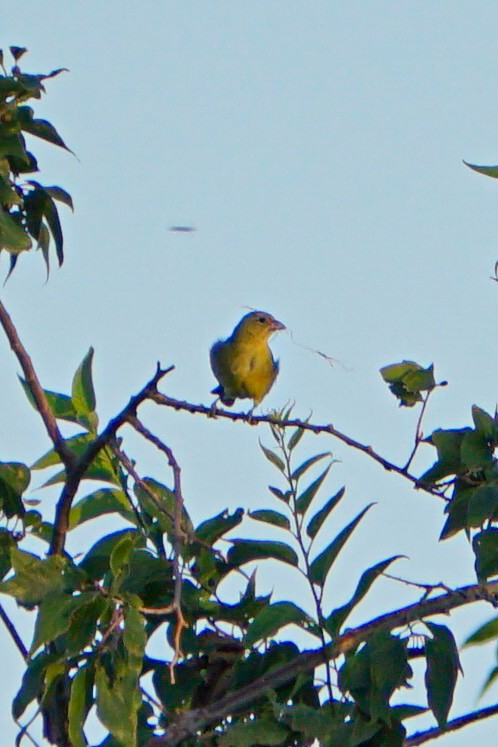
<box><xmin>0</xmin><ymin>48</ymin><xmax>497</xmax><ymax>747</ymax></box>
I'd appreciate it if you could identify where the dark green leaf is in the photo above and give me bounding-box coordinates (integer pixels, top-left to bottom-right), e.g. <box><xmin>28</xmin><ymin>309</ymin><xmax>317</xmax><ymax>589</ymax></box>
<box><xmin>473</xmin><ymin>529</ymin><xmax>498</xmax><ymax>581</ymax></box>
<box><xmin>68</xmin><ymin>664</ymin><xmax>95</xmax><ymax>747</ymax></box>
<box><xmin>309</xmin><ymin>504</ymin><xmax>374</xmax><ymax>587</ymax></box>
<box><xmin>10</xmin><ymin>46</ymin><xmax>27</xmax><ymax>61</ymax></box>
<box><xmin>292</xmin><ymin>452</ymin><xmax>331</xmax><ymax>481</ymax></box>
<box><xmin>461</xmin><ymin>430</ymin><xmax>494</xmax><ymax>470</ymax></box>
<box><xmin>420</xmin><ymin>428</ymin><xmax>467</xmax><ymax>485</ymax></box>
<box><xmin>295</xmin><ymin>464</ymin><xmax>331</xmax><ymax>515</ymax></box>
<box><xmin>110</xmin><ymin>533</ymin><xmax>135</xmax><ymax>582</ymax></box>
<box><xmin>194</xmin><ymin>508</ymin><xmax>244</xmax><ymax>545</ymax></box>
<box><xmin>467</xmin><ymin>484</ymin><xmax>498</xmax><ymax>527</ymax></box>
<box><xmin>287</xmin><ymin>426</ymin><xmax>306</xmax><ymax>452</ymax></box>
<box><xmin>19</xmin><ymin>377</ymin><xmax>78</xmax><ymax>424</ymax></box>
<box><xmin>0</xmin><ymin>548</ymin><xmax>66</xmax><ymax>605</ymax></box>
<box><xmin>0</xmin><ymin>461</ymin><xmax>29</xmax><ymax>518</ymax></box>
<box><xmin>79</xmin><ymin>529</ymin><xmax>145</xmax><ymax>581</ymax></box>
<box><xmin>307</xmin><ymin>486</ymin><xmax>346</xmax><ymax>540</ymax></box>
<box><xmin>70</xmin><ymin>488</ymin><xmax>135</xmax><ymax>529</ymax></box>
<box><xmin>464</xmin><ymin>160</ymin><xmax>498</xmax><ymax>178</ymax></box>
<box><xmin>13</xmin><ymin>650</ymin><xmax>56</xmax><ymax>719</ymax></box>
<box><xmin>124</xmin><ymin>606</ymin><xmax>146</xmax><ymax>675</ymax></box>
<box><xmin>0</xmin><ymin>209</ymin><xmax>32</xmax><ymax>252</ymax></box>
<box><xmin>260</xmin><ymin>443</ymin><xmax>285</xmax><ymax>472</ymax></box>
<box><xmin>249</xmin><ymin>509</ymin><xmax>290</xmax><ymax>530</ymax></box>
<box><xmin>327</xmin><ymin>556</ymin><xmax>402</xmax><ymax>636</ymax></box>
<box><xmin>30</xmin><ymin>591</ymin><xmax>77</xmax><ymax>654</ymax></box>
<box><xmin>17</xmin><ymin>105</ymin><xmax>72</xmax><ymax>151</ymax></box>
<box><xmin>244</xmin><ymin>602</ymin><xmax>311</xmax><ymax>647</ymax></box>
<box><xmin>425</xmin><ymin>623</ymin><xmax>460</xmax><ymax>728</ymax></box>
<box><xmin>219</xmin><ymin>719</ymin><xmax>288</xmax><ymax>746</ymax></box>
<box><xmin>228</xmin><ymin>539</ymin><xmax>298</xmax><ymax>568</ymax></box>
<box><xmin>472</xmin><ymin>405</ymin><xmax>498</xmax><ymax>440</ymax></box>
<box><xmin>71</xmin><ymin>347</ymin><xmax>97</xmax><ymax>420</ymax></box>
<box><xmin>95</xmin><ymin>659</ymin><xmax>137</xmax><ymax>747</ymax></box>
<box><xmin>45</xmin><ymin>185</ymin><xmax>74</xmax><ymax>210</ymax></box>
<box><xmin>464</xmin><ymin>615</ymin><xmax>498</xmax><ymax>646</ymax></box>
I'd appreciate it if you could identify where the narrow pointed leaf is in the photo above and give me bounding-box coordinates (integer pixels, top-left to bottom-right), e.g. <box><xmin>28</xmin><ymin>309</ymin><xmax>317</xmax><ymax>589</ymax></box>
<box><xmin>260</xmin><ymin>443</ymin><xmax>285</xmax><ymax>472</ymax></box>
<box><xmin>228</xmin><ymin>539</ymin><xmax>298</xmax><ymax>568</ymax></box>
<box><xmin>309</xmin><ymin>504</ymin><xmax>374</xmax><ymax>587</ymax></box>
<box><xmin>425</xmin><ymin>623</ymin><xmax>460</xmax><ymax>728</ymax></box>
<box><xmin>295</xmin><ymin>464</ymin><xmax>331</xmax><ymax>515</ymax></box>
<box><xmin>244</xmin><ymin>602</ymin><xmax>311</xmax><ymax>647</ymax></box>
<box><xmin>292</xmin><ymin>452</ymin><xmax>331</xmax><ymax>481</ymax></box>
<box><xmin>249</xmin><ymin>510</ymin><xmax>290</xmax><ymax>530</ymax></box>
<box><xmin>71</xmin><ymin>347</ymin><xmax>96</xmax><ymax>417</ymax></box>
<box><xmin>307</xmin><ymin>486</ymin><xmax>346</xmax><ymax>539</ymax></box>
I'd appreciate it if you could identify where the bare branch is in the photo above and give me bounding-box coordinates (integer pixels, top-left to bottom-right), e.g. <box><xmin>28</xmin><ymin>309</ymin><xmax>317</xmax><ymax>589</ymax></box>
<box><xmin>145</xmin><ymin>580</ymin><xmax>498</xmax><ymax>746</ymax></box>
<box><xmin>49</xmin><ymin>364</ymin><xmax>175</xmax><ymax>555</ymax></box>
<box><xmin>404</xmin><ymin>703</ymin><xmax>498</xmax><ymax>745</ymax></box>
<box><xmin>0</xmin><ymin>602</ymin><xmax>28</xmax><ymax>659</ymax></box>
<box><xmin>0</xmin><ymin>298</ymin><xmax>74</xmax><ymax>468</ymax></box>
<box><xmin>149</xmin><ymin>392</ymin><xmax>447</xmax><ymax>500</ymax></box>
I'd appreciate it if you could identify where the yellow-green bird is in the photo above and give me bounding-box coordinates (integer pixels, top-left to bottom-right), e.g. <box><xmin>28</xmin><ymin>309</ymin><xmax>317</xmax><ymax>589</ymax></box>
<box><xmin>210</xmin><ymin>311</ymin><xmax>285</xmax><ymax>411</ymax></box>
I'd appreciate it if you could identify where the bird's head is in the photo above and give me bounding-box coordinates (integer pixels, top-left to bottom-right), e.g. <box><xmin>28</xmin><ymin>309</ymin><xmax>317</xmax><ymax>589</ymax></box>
<box><xmin>233</xmin><ymin>311</ymin><xmax>286</xmax><ymax>342</ymax></box>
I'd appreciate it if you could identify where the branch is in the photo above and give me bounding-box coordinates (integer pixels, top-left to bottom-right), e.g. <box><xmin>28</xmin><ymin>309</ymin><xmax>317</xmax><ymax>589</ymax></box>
<box><xmin>128</xmin><ymin>415</ymin><xmax>187</xmax><ymax>679</ymax></box>
<box><xmin>149</xmin><ymin>392</ymin><xmax>447</xmax><ymax>500</ymax></box>
<box><xmin>146</xmin><ymin>580</ymin><xmax>498</xmax><ymax>746</ymax></box>
<box><xmin>49</xmin><ymin>364</ymin><xmax>174</xmax><ymax>555</ymax></box>
<box><xmin>0</xmin><ymin>602</ymin><xmax>28</xmax><ymax>659</ymax></box>
<box><xmin>0</xmin><ymin>298</ymin><xmax>74</xmax><ymax>468</ymax></box>
<box><xmin>404</xmin><ymin>703</ymin><xmax>498</xmax><ymax>745</ymax></box>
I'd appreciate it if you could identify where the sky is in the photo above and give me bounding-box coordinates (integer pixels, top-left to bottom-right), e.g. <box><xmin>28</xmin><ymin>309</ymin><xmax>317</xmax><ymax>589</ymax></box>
<box><xmin>1</xmin><ymin>2</ymin><xmax>498</xmax><ymax>744</ymax></box>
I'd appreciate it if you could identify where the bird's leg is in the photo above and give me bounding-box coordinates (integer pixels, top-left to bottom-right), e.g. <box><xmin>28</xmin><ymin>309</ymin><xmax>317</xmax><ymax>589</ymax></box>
<box><xmin>209</xmin><ymin>397</ymin><xmax>221</xmax><ymax>418</ymax></box>
<box><xmin>246</xmin><ymin>404</ymin><xmax>257</xmax><ymax>425</ymax></box>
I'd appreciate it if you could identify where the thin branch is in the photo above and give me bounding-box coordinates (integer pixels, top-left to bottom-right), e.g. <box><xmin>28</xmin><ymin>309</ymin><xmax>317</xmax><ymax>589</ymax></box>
<box><xmin>0</xmin><ymin>298</ymin><xmax>74</xmax><ymax>468</ymax></box>
<box><xmin>404</xmin><ymin>703</ymin><xmax>498</xmax><ymax>745</ymax></box>
<box><xmin>403</xmin><ymin>389</ymin><xmax>432</xmax><ymax>472</ymax></box>
<box><xmin>145</xmin><ymin>580</ymin><xmax>498</xmax><ymax>746</ymax></box>
<box><xmin>128</xmin><ymin>415</ymin><xmax>187</xmax><ymax>681</ymax></box>
<box><xmin>49</xmin><ymin>364</ymin><xmax>175</xmax><ymax>556</ymax></box>
<box><xmin>0</xmin><ymin>602</ymin><xmax>28</xmax><ymax>659</ymax></box>
<box><xmin>149</xmin><ymin>392</ymin><xmax>447</xmax><ymax>500</ymax></box>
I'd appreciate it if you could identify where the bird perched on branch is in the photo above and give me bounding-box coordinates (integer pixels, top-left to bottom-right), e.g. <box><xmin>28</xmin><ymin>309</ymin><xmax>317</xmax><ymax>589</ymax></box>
<box><xmin>210</xmin><ymin>310</ymin><xmax>285</xmax><ymax>413</ymax></box>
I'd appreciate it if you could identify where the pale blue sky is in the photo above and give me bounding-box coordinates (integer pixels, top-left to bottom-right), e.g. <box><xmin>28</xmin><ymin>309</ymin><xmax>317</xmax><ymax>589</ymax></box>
<box><xmin>1</xmin><ymin>2</ymin><xmax>498</xmax><ymax>744</ymax></box>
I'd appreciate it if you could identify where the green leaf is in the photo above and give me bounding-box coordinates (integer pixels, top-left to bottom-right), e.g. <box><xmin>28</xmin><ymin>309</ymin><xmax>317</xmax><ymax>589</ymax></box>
<box><xmin>425</xmin><ymin>622</ymin><xmax>460</xmax><ymax>728</ymax></box>
<box><xmin>17</xmin><ymin>105</ymin><xmax>72</xmax><ymax>151</ymax></box>
<box><xmin>461</xmin><ymin>430</ymin><xmax>494</xmax><ymax>470</ymax></box>
<box><xmin>71</xmin><ymin>347</ymin><xmax>97</xmax><ymax>420</ymax></box>
<box><xmin>380</xmin><ymin>360</ymin><xmax>434</xmax><ymax>407</ymax></box>
<box><xmin>134</xmin><ymin>477</ymin><xmax>194</xmax><ymax>539</ymax></box>
<box><xmin>420</xmin><ymin>428</ymin><xmax>467</xmax><ymax>485</ymax></box>
<box><xmin>249</xmin><ymin>509</ymin><xmax>290</xmax><ymax>530</ymax></box>
<box><xmin>123</xmin><ymin>606</ymin><xmax>146</xmax><ymax>675</ymax></box>
<box><xmin>44</xmin><ymin>185</ymin><xmax>74</xmax><ymax>210</ymax></box>
<box><xmin>327</xmin><ymin>556</ymin><xmax>402</xmax><ymax>636</ymax></box>
<box><xmin>244</xmin><ymin>601</ymin><xmax>311</xmax><ymax>647</ymax></box>
<box><xmin>0</xmin><ymin>209</ymin><xmax>32</xmax><ymax>252</ymax></box>
<box><xmin>68</xmin><ymin>664</ymin><xmax>94</xmax><ymax>747</ymax></box>
<box><xmin>309</xmin><ymin>504</ymin><xmax>374</xmax><ymax>587</ymax></box>
<box><xmin>13</xmin><ymin>650</ymin><xmax>56</xmax><ymax>719</ymax></box>
<box><xmin>306</xmin><ymin>486</ymin><xmax>346</xmax><ymax>540</ymax></box>
<box><xmin>30</xmin><ymin>591</ymin><xmax>77</xmax><ymax>654</ymax></box>
<box><xmin>292</xmin><ymin>452</ymin><xmax>331</xmax><ymax>481</ymax></box>
<box><xmin>473</xmin><ymin>528</ymin><xmax>498</xmax><ymax>581</ymax></box>
<box><xmin>287</xmin><ymin>425</ymin><xmax>306</xmax><ymax>452</ymax></box>
<box><xmin>95</xmin><ymin>659</ymin><xmax>137</xmax><ymax>747</ymax></box>
<box><xmin>18</xmin><ymin>377</ymin><xmax>79</xmax><ymax>424</ymax></box>
<box><xmin>0</xmin><ymin>461</ymin><xmax>29</xmax><ymax>518</ymax></box>
<box><xmin>464</xmin><ymin>615</ymin><xmax>498</xmax><ymax>646</ymax></box>
<box><xmin>70</xmin><ymin>488</ymin><xmax>135</xmax><ymax>529</ymax></box>
<box><xmin>219</xmin><ymin>719</ymin><xmax>288</xmax><ymax>746</ymax></box>
<box><xmin>472</xmin><ymin>405</ymin><xmax>498</xmax><ymax>440</ymax></box>
<box><xmin>228</xmin><ymin>539</ymin><xmax>298</xmax><ymax>568</ymax></box>
<box><xmin>79</xmin><ymin>529</ymin><xmax>145</xmax><ymax>581</ymax></box>
<box><xmin>10</xmin><ymin>46</ymin><xmax>27</xmax><ymax>61</ymax></box>
<box><xmin>260</xmin><ymin>443</ymin><xmax>285</xmax><ymax>472</ymax></box>
<box><xmin>464</xmin><ymin>160</ymin><xmax>498</xmax><ymax>178</ymax></box>
<box><xmin>467</xmin><ymin>484</ymin><xmax>498</xmax><ymax>527</ymax></box>
<box><xmin>295</xmin><ymin>464</ymin><xmax>331</xmax><ymax>515</ymax></box>
<box><xmin>194</xmin><ymin>508</ymin><xmax>244</xmax><ymax>545</ymax></box>
<box><xmin>0</xmin><ymin>548</ymin><xmax>66</xmax><ymax>605</ymax></box>
<box><xmin>110</xmin><ymin>533</ymin><xmax>135</xmax><ymax>582</ymax></box>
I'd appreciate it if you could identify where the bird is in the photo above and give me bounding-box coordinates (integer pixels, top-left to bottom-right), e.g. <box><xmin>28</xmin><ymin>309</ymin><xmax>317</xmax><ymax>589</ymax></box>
<box><xmin>210</xmin><ymin>310</ymin><xmax>285</xmax><ymax>413</ymax></box>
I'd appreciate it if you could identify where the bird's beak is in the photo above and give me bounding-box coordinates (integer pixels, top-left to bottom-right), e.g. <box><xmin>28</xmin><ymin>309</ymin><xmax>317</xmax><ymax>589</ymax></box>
<box><xmin>270</xmin><ymin>318</ymin><xmax>286</xmax><ymax>332</ymax></box>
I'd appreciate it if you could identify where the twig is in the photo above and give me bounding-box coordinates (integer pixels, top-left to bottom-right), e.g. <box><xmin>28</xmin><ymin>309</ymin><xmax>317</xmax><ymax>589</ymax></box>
<box><xmin>145</xmin><ymin>580</ymin><xmax>498</xmax><ymax>746</ymax></box>
<box><xmin>49</xmin><ymin>364</ymin><xmax>174</xmax><ymax>556</ymax></box>
<box><xmin>0</xmin><ymin>602</ymin><xmax>28</xmax><ymax>659</ymax></box>
<box><xmin>404</xmin><ymin>703</ymin><xmax>498</xmax><ymax>745</ymax></box>
<box><xmin>149</xmin><ymin>393</ymin><xmax>447</xmax><ymax>501</ymax></box>
<box><xmin>403</xmin><ymin>389</ymin><xmax>432</xmax><ymax>472</ymax></box>
<box><xmin>0</xmin><ymin>298</ymin><xmax>74</xmax><ymax>468</ymax></box>
<box><xmin>128</xmin><ymin>416</ymin><xmax>187</xmax><ymax>682</ymax></box>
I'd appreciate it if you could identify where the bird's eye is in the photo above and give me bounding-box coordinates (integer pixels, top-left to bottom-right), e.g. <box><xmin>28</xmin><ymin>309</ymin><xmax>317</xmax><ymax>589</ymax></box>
<box><xmin>257</xmin><ymin>316</ymin><xmax>267</xmax><ymax>324</ymax></box>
